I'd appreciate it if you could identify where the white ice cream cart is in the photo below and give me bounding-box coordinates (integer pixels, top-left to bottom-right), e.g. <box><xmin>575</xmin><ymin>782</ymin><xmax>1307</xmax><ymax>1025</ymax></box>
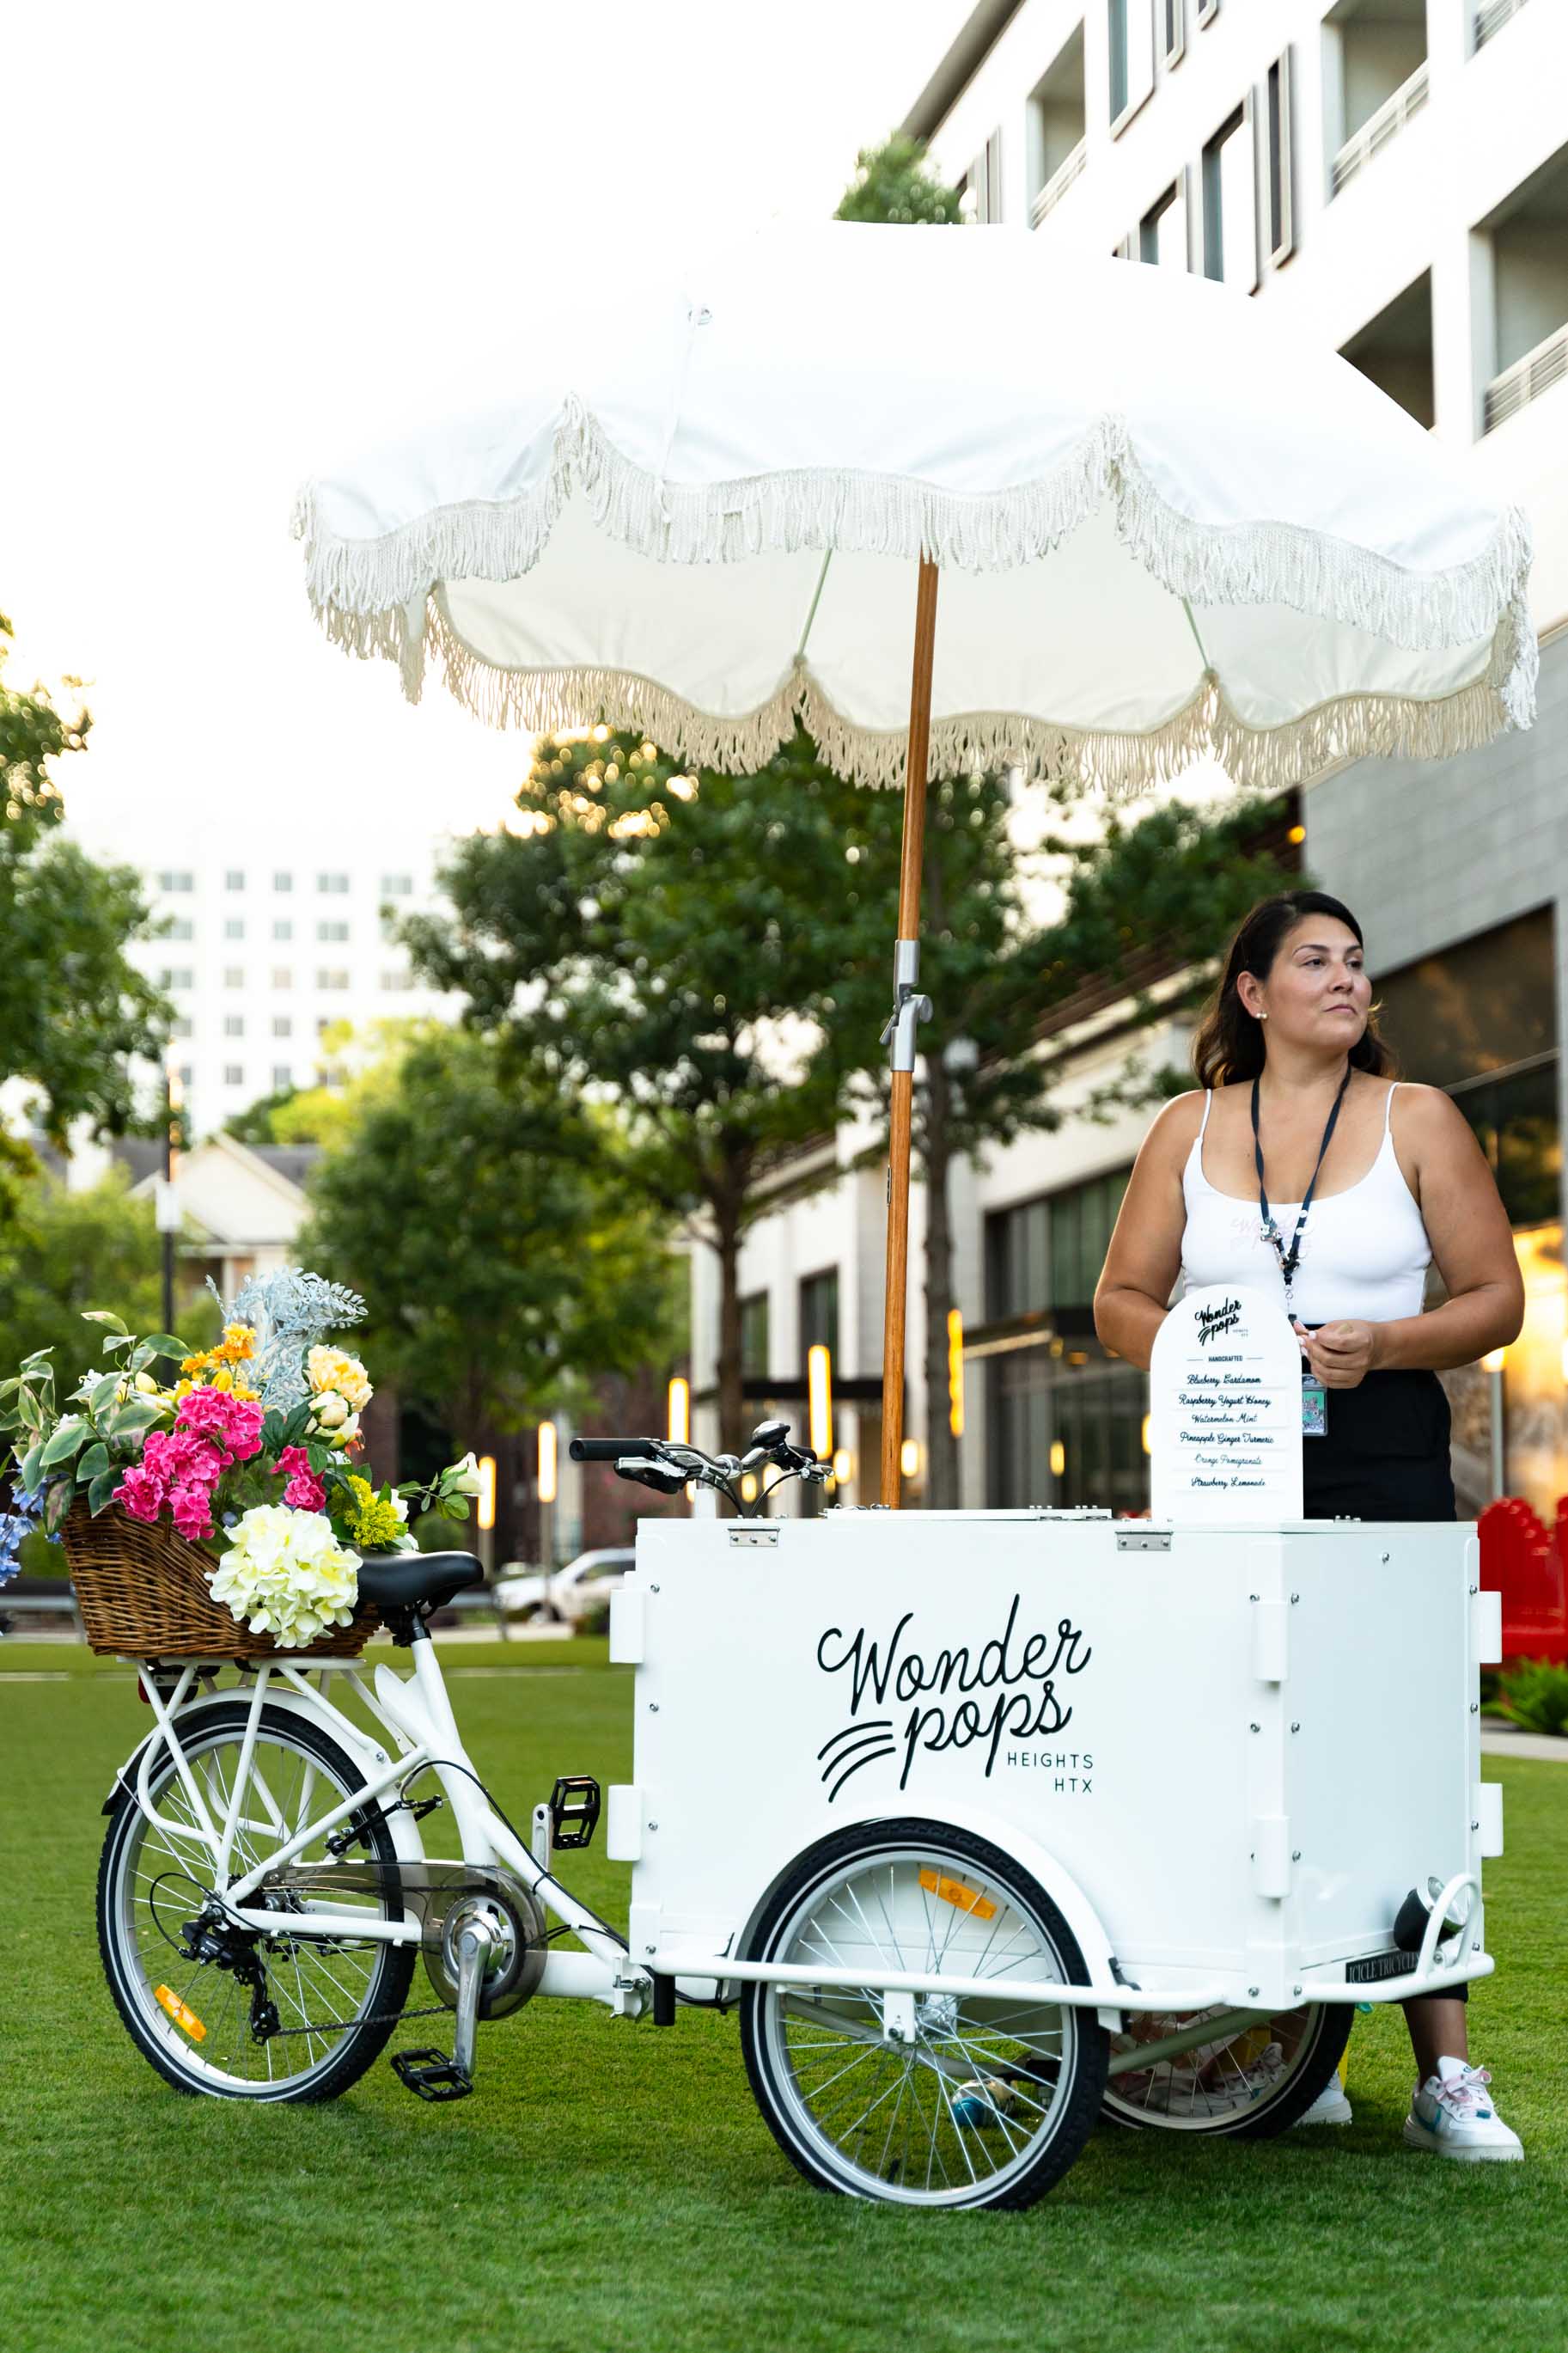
<box><xmin>96</xmin><ymin>1299</ymin><xmax>1503</xmax><ymax>2211</ymax></box>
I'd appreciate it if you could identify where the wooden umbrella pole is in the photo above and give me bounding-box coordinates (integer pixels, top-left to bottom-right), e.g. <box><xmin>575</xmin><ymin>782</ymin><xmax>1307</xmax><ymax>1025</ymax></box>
<box><xmin>880</xmin><ymin>554</ymin><xmax>940</xmax><ymax>1509</ymax></box>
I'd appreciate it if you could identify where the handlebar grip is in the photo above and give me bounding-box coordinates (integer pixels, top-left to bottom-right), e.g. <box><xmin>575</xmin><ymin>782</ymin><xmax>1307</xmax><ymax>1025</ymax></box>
<box><xmin>568</xmin><ymin>1437</ymin><xmax>662</xmax><ymax>1463</ymax></box>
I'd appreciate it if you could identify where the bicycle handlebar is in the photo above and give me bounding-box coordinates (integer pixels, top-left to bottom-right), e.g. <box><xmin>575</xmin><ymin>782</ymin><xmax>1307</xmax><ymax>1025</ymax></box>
<box><xmin>569</xmin><ymin>1437</ymin><xmax>662</xmax><ymax>1463</ymax></box>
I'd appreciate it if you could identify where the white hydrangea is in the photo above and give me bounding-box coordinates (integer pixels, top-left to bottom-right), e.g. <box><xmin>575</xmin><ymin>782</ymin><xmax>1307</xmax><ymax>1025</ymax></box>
<box><xmin>208</xmin><ymin>1505</ymin><xmax>361</xmax><ymax>1649</ymax></box>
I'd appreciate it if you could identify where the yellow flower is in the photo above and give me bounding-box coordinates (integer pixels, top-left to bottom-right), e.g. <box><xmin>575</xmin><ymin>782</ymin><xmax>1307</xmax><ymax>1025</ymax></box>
<box><xmin>307</xmin><ymin>1345</ymin><xmax>372</xmax><ymax>1412</ymax></box>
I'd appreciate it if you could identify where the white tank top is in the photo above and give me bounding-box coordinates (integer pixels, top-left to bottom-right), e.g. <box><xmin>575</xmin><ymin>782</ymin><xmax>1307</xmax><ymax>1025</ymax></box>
<box><xmin>1180</xmin><ymin>1081</ymin><xmax>1431</xmax><ymax>1323</ymax></box>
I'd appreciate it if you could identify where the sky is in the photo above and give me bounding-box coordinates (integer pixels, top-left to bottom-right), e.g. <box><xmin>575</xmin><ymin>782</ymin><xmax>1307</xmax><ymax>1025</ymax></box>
<box><xmin>3</xmin><ymin>0</ymin><xmax>973</xmax><ymax>865</ymax></box>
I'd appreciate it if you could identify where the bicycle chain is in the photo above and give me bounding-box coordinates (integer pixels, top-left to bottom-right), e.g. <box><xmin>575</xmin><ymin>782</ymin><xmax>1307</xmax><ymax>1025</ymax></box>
<box><xmin>265</xmin><ymin>2001</ymin><xmax>449</xmax><ymax>2040</ymax></box>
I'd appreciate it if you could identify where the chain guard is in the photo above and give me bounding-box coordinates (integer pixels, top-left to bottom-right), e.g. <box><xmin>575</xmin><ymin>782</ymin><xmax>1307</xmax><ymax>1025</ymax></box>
<box><xmin>259</xmin><ymin>1859</ymin><xmax>547</xmax><ymax>2020</ymax></box>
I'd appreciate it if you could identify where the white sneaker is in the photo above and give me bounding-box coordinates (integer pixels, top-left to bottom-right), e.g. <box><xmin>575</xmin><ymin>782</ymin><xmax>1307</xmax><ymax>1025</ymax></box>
<box><xmin>1294</xmin><ymin>2075</ymin><xmax>1352</xmax><ymax>2126</ymax></box>
<box><xmin>1403</xmin><ymin>2058</ymin><xmax>1523</xmax><ymax>2162</ymax></box>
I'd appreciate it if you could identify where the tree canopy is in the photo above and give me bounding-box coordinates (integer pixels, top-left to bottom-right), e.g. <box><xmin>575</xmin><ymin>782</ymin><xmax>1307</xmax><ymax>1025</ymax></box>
<box><xmin>835</xmin><ymin>134</ymin><xmax>965</xmax><ymax>225</ymax></box>
<box><xmin>300</xmin><ymin>1024</ymin><xmax>681</xmax><ymax>1440</ymax></box>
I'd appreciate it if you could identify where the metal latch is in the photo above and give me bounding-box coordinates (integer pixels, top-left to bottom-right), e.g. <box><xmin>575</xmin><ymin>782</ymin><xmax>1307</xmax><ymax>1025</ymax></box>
<box><xmin>729</xmin><ymin>1525</ymin><xmax>780</xmax><ymax>1549</ymax></box>
<box><xmin>1115</xmin><ymin>1528</ymin><xmax>1172</xmax><ymax>1553</ymax></box>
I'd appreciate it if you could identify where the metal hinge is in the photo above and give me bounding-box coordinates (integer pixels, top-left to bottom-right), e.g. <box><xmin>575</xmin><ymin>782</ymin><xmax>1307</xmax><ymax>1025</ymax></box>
<box><xmin>729</xmin><ymin>1524</ymin><xmax>779</xmax><ymax>1549</ymax></box>
<box><xmin>1115</xmin><ymin>1528</ymin><xmax>1172</xmax><ymax>1553</ymax></box>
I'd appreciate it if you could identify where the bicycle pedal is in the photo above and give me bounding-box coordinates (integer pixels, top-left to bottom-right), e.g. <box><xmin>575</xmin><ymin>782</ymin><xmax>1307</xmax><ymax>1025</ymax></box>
<box><xmin>548</xmin><ymin>1775</ymin><xmax>601</xmax><ymax>1852</ymax></box>
<box><xmin>391</xmin><ymin>2048</ymin><xmax>473</xmax><ymax>2102</ymax></box>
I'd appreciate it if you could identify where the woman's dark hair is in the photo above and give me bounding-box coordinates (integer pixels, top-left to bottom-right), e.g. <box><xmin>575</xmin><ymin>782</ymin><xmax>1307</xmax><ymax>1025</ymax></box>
<box><xmin>1190</xmin><ymin>890</ymin><xmax>1395</xmax><ymax>1088</ymax></box>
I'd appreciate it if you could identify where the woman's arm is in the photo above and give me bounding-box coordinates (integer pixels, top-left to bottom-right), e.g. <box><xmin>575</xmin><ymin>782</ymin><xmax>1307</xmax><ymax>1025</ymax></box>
<box><xmin>1093</xmin><ymin>1097</ymin><xmax>1200</xmax><ymax>1370</ymax></box>
<box><xmin>1305</xmin><ymin>1086</ymin><xmax>1524</xmax><ymax>1384</ymax></box>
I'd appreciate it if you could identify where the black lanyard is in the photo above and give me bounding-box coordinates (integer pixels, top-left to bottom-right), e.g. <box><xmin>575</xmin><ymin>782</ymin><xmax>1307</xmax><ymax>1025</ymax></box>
<box><xmin>1250</xmin><ymin>1067</ymin><xmax>1352</xmax><ymax>1300</ymax></box>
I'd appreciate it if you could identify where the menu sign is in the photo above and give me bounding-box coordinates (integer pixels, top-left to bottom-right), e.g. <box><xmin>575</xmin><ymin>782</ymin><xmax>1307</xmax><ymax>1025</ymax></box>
<box><xmin>1150</xmin><ymin>1284</ymin><xmax>1303</xmax><ymax>1522</ymax></box>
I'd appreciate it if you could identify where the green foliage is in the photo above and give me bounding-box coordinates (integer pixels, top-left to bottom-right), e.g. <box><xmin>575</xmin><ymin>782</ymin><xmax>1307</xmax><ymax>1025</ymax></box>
<box><xmin>300</xmin><ymin>1024</ymin><xmax>682</xmax><ymax>1436</ymax></box>
<box><xmin>1498</xmin><ymin>1659</ymin><xmax>1568</xmax><ymax>1739</ymax></box>
<box><xmin>0</xmin><ymin>1169</ymin><xmax>201</xmax><ymax>1405</ymax></box>
<box><xmin>0</xmin><ymin>614</ymin><xmax>172</xmax><ymax>1158</ymax></box>
<box><xmin>835</xmin><ymin>133</ymin><xmax>966</xmax><ymax>225</ymax></box>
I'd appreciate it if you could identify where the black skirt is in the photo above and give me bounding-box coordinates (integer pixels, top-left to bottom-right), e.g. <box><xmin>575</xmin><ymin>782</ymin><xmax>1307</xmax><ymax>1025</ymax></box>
<box><xmin>1301</xmin><ymin>1367</ymin><xmax>1456</xmax><ymax>1524</ymax></box>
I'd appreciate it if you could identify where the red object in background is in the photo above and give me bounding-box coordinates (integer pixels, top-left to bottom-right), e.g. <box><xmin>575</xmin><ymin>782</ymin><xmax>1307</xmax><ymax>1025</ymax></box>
<box><xmin>1477</xmin><ymin>1497</ymin><xmax>1568</xmax><ymax>1664</ymax></box>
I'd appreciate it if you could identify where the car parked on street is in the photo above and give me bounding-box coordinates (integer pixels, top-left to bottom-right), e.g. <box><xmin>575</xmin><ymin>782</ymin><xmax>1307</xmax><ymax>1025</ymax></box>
<box><xmin>493</xmin><ymin>1546</ymin><xmax>637</xmax><ymax>1627</ymax></box>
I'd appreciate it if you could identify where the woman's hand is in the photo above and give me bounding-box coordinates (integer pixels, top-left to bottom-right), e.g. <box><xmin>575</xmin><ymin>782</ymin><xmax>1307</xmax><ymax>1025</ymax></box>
<box><xmin>1292</xmin><ymin>1318</ymin><xmax>1381</xmax><ymax>1388</ymax></box>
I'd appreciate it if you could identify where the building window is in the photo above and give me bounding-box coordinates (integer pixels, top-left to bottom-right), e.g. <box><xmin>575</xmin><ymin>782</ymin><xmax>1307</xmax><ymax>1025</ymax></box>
<box><xmin>315</xmin><ymin>1017</ymin><xmax>333</xmax><ymax>1036</ymax></box>
<box><xmin>272</xmin><ymin>1064</ymin><xmax>294</xmax><ymax>1091</ymax></box>
<box><xmin>317</xmin><ymin>969</ymin><xmax>351</xmax><ymax>990</ymax></box>
<box><xmin>1265</xmin><ymin>49</ymin><xmax>1295</xmax><ymax>266</ymax></box>
<box><xmin>1197</xmin><ymin>0</ymin><xmax>1218</xmax><ymax>23</ymax></box>
<box><xmin>317</xmin><ymin>920</ymin><xmax>350</xmax><ymax>942</ymax></box>
<box><xmin>273</xmin><ymin>871</ymin><xmax>293</xmax><ymax>893</ymax></box>
<box><xmin>223</xmin><ymin>917</ymin><xmax>245</xmax><ymax>941</ymax></box>
<box><xmin>177</xmin><ymin>1063</ymin><xmax>193</xmax><ymax>1090</ymax></box>
<box><xmin>984</xmin><ymin>1168</ymin><xmax>1141</xmax><ymax>1512</ymax></box>
<box><xmin>223</xmin><ymin>1063</ymin><xmax>244</xmax><ymax>1087</ymax></box>
<box><xmin>272</xmin><ymin>966</ymin><xmax>293</xmax><ymax>989</ymax></box>
<box><xmin>958</xmin><ymin>125</ymin><xmax>1004</xmax><ymax>223</ymax></box>
<box><xmin>1140</xmin><ymin>177</ymin><xmax>1189</xmax><ymax>269</ymax></box>
<box><xmin>317</xmin><ymin>871</ymin><xmax>350</xmax><ymax>894</ymax></box>
<box><xmin>799</xmin><ymin>1268</ymin><xmax>840</xmax><ymax>1365</ymax></box>
<box><xmin>157</xmin><ymin>871</ymin><xmax>194</xmax><ymax>893</ymax></box>
<box><xmin>1341</xmin><ymin>272</ymin><xmax>1435</xmax><ymax>429</ymax></box>
<box><xmin>157</xmin><ymin>967</ymin><xmax>194</xmax><ymax>990</ymax></box>
<box><xmin>273</xmin><ymin>919</ymin><xmax>293</xmax><ymax>941</ymax></box>
<box><xmin>1201</xmin><ymin>101</ymin><xmax>1259</xmax><ymax>292</ymax></box>
<box><xmin>741</xmin><ymin>1292</ymin><xmax>771</xmax><ymax>1381</ymax></box>
<box><xmin>172</xmin><ymin>1017</ymin><xmax>192</xmax><ymax>1038</ymax></box>
<box><xmin>381</xmin><ymin>873</ymin><xmax>414</xmax><ymax>896</ymax></box>
<box><xmin>223</xmin><ymin>966</ymin><xmax>245</xmax><ymax>989</ymax></box>
<box><xmin>165</xmin><ymin>918</ymin><xmax>194</xmax><ymax>941</ymax></box>
<box><xmin>380</xmin><ymin>968</ymin><xmax>409</xmax><ymax>992</ymax></box>
<box><xmin>225</xmin><ymin>870</ymin><xmax>245</xmax><ymax>892</ymax></box>
<box><xmin>272</xmin><ymin>1015</ymin><xmax>292</xmax><ymax>1038</ymax></box>
<box><xmin>1108</xmin><ymin>0</ymin><xmax>1155</xmax><ymax>132</ymax></box>
<box><xmin>223</xmin><ymin>1014</ymin><xmax>245</xmax><ymax>1038</ymax></box>
<box><xmin>1162</xmin><ymin>0</ymin><xmax>1185</xmax><ymax>68</ymax></box>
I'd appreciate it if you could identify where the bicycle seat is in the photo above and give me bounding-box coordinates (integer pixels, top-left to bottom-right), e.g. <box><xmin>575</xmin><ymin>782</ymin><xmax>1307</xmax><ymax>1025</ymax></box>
<box><xmin>356</xmin><ymin>1551</ymin><xmax>485</xmax><ymax>1614</ymax></box>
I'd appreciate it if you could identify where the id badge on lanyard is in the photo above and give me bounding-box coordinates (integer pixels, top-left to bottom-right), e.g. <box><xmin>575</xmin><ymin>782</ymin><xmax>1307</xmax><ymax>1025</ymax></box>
<box><xmin>1293</xmin><ymin>1300</ymin><xmax>1327</xmax><ymax>1437</ymax></box>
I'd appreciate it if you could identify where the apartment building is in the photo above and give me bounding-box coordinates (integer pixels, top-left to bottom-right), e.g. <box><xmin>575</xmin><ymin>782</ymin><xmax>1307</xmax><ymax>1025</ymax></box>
<box><xmin>127</xmin><ymin>840</ymin><xmax>456</xmax><ymax>1140</ymax></box>
<box><xmin>689</xmin><ymin>0</ymin><xmax>1568</xmax><ymax>1519</ymax></box>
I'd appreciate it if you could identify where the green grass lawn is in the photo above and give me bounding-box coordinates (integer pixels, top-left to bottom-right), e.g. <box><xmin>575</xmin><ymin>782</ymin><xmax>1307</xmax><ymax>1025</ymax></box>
<box><xmin>2</xmin><ymin>1641</ymin><xmax>1564</xmax><ymax>2353</ymax></box>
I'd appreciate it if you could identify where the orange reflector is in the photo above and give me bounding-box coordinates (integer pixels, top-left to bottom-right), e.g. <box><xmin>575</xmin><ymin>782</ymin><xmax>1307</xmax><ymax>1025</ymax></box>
<box><xmin>154</xmin><ymin>1983</ymin><xmax>207</xmax><ymax>2042</ymax></box>
<box><xmin>918</xmin><ymin>1868</ymin><xmax>997</xmax><ymax>1922</ymax></box>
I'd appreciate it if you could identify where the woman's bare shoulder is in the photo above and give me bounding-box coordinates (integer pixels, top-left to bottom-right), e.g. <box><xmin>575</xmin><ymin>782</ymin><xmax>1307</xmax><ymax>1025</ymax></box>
<box><xmin>1142</xmin><ymin>1088</ymin><xmax>1209</xmax><ymax>1165</ymax></box>
<box><xmin>1388</xmin><ymin>1081</ymin><xmax>1475</xmax><ymax>1147</ymax></box>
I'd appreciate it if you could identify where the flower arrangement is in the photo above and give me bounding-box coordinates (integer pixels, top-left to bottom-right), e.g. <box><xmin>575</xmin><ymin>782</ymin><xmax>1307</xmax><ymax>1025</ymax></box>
<box><xmin>0</xmin><ymin>1268</ymin><xmax>482</xmax><ymax>1644</ymax></box>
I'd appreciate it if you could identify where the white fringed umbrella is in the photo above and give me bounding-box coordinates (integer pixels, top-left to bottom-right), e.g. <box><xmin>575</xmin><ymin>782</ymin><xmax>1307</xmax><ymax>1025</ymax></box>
<box><xmin>293</xmin><ymin>223</ymin><xmax>1536</xmax><ymax>1504</ymax></box>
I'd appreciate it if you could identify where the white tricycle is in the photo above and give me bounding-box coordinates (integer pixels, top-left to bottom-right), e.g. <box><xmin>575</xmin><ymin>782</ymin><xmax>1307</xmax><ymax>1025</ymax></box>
<box><xmin>97</xmin><ymin>1421</ymin><xmax>1503</xmax><ymax>2211</ymax></box>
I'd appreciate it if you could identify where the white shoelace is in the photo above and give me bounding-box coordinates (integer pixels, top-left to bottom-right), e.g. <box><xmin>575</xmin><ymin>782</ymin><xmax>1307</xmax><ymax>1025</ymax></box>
<box><xmin>1431</xmin><ymin>2064</ymin><xmax>1493</xmax><ymax>2117</ymax></box>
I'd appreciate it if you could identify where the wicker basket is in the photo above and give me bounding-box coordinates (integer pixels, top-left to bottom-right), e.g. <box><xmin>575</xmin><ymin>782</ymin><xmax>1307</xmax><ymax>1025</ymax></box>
<box><xmin>61</xmin><ymin>1502</ymin><xmax>380</xmax><ymax>1660</ymax></box>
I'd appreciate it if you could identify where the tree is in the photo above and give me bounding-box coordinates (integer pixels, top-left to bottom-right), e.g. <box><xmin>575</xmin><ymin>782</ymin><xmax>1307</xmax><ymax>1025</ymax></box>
<box><xmin>0</xmin><ymin>1165</ymin><xmax>217</xmax><ymax>1405</ymax></box>
<box><xmin>402</xmin><ymin>729</ymin><xmax>884</xmax><ymax>1454</ymax></box>
<box><xmin>0</xmin><ymin>612</ymin><xmax>172</xmax><ymax>1207</ymax></box>
<box><xmin>835</xmin><ymin>134</ymin><xmax>965</xmax><ymax>225</ymax></box>
<box><xmin>299</xmin><ymin>1024</ymin><xmax>681</xmax><ymax>1445</ymax></box>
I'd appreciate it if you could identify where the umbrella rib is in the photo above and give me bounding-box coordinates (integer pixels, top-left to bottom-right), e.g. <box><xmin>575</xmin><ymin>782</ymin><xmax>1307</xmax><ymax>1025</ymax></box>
<box><xmin>1181</xmin><ymin>596</ymin><xmax>1211</xmax><ymax>669</ymax></box>
<box><xmin>796</xmin><ymin>550</ymin><xmax>833</xmax><ymax>662</ymax></box>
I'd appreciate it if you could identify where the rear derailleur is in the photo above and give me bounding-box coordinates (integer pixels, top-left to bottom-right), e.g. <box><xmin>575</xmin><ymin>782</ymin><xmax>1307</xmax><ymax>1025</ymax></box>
<box><xmin>179</xmin><ymin>1907</ymin><xmax>280</xmax><ymax>2044</ymax></box>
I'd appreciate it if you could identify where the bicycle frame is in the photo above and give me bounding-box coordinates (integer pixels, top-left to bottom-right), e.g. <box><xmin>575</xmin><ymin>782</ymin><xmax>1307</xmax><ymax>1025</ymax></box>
<box><xmin>128</xmin><ymin>1646</ymin><xmax>647</xmax><ymax>2011</ymax></box>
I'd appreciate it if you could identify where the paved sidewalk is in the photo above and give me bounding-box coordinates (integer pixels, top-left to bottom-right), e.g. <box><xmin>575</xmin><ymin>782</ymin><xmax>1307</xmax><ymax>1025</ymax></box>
<box><xmin>1480</xmin><ymin>1720</ymin><xmax>1568</xmax><ymax>1763</ymax></box>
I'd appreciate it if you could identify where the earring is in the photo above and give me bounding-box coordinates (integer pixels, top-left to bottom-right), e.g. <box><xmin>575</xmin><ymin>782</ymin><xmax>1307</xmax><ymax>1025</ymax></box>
<box><xmin>1260</xmin><ymin>1011</ymin><xmax>1268</xmax><ymax>1019</ymax></box>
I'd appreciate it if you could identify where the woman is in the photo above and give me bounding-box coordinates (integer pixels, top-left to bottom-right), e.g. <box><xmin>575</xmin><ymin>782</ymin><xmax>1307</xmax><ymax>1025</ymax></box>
<box><xmin>1095</xmin><ymin>889</ymin><xmax>1524</xmax><ymax>2161</ymax></box>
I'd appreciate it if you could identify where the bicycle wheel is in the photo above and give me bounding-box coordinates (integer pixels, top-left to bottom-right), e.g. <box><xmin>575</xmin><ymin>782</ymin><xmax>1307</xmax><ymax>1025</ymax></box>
<box><xmin>98</xmin><ymin>1698</ymin><xmax>417</xmax><ymax>2102</ymax></box>
<box><xmin>1101</xmin><ymin>1999</ymin><xmax>1352</xmax><ymax>2136</ymax></box>
<box><xmin>740</xmin><ymin>1819</ymin><xmax>1107</xmax><ymax>2210</ymax></box>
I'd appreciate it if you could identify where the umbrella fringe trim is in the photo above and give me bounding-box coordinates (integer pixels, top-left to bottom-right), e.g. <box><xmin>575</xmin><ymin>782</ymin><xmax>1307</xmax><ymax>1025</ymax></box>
<box><xmin>295</xmin><ymin>402</ymin><xmax>1532</xmax><ymax>675</ymax></box>
<box><xmin>413</xmin><ymin>596</ymin><xmax>1526</xmax><ymax>792</ymax></box>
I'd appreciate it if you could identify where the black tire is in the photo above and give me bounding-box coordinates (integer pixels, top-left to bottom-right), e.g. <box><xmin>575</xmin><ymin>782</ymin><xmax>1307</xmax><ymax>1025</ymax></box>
<box><xmin>98</xmin><ymin>1699</ymin><xmax>416</xmax><ymax>2103</ymax></box>
<box><xmin>1101</xmin><ymin>1999</ymin><xmax>1353</xmax><ymax>2138</ymax></box>
<box><xmin>740</xmin><ymin>1818</ymin><xmax>1109</xmax><ymax>2210</ymax></box>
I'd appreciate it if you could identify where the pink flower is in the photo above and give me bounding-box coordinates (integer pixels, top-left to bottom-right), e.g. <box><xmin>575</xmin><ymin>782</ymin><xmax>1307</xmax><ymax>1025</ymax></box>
<box><xmin>174</xmin><ymin>1390</ymin><xmax>265</xmax><ymax>1466</ymax></box>
<box><xmin>115</xmin><ymin>1464</ymin><xmax>167</xmax><ymax>1523</ymax></box>
<box><xmin>277</xmin><ymin>1445</ymin><xmax>326</xmax><ymax>1513</ymax></box>
<box><xmin>170</xmin><ymin>1483</ymin><xmax>216</xmax><ymax>1543</ymax></box>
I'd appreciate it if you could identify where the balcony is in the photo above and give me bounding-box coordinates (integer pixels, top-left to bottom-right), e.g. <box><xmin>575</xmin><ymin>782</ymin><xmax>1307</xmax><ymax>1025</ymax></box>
<box><xmin>1331</xmin><ymin>64</ymin><xmax>1428</xmax><ymax>194</ymax></box>
<box><xmin>1027</xmin><ymin>21</ymin><xmax>1086</xmax><ymax>229</ymax></box>
<box><xmin>1474</xmin><ymin>0</ymin><xmax>1533</xmax><ymax>52</ymax></box>
<box><xmin>1031</xmin><ymin>139</ymin><xmax>1087</xmax><ymax>228</ymax></box>
<box><xmin>1484</xmin><ymin>325</ymin><xmax>1568</xmax><ymax>432</ymax></box>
